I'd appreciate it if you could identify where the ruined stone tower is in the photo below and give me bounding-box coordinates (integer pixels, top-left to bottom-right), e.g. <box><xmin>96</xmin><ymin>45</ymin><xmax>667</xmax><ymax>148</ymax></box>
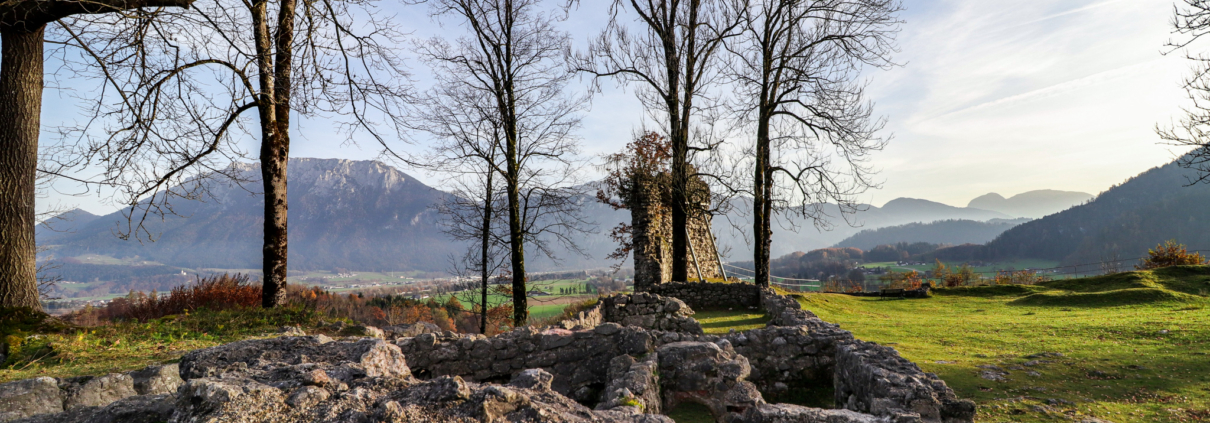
<box><xmin>630</xmin><ymin>173</ymin><xmax>722</xmax><ymax>292</ymax></box>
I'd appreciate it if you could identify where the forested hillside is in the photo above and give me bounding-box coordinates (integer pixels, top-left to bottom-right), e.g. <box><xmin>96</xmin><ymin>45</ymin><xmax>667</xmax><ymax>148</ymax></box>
<box><xmin>981</xmin><ymin>156</ymin><xmax>1210</xmax><ymax>264</ymax></box>
<box><xmin>833</xmin><ymin>218</ymin><xmax>1029</xmax><ymax>251</ymax></box>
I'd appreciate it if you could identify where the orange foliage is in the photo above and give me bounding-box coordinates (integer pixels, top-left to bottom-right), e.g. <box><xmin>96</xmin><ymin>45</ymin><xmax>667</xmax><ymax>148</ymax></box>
<box><xmin>67</xmin><ymin>274</ymin><xmax>260</xmax><ymax>323</ymax></box>
<box><xmin>1136</xmin><ymin>240</ymin><xmax>1207</xmax><ymax>270</ymax></box>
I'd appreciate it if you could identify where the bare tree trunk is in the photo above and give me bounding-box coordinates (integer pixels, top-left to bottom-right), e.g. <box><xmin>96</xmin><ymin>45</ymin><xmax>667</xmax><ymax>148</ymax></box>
<box><xmin>0</xmin><ymin>26</ymin><xmax>44</xmax><ymax>310</ymax></box>
<box><xmin>506</xmin><ymin>157</ymin><xmax>527</xmax><ymax>326</ymax></box>
<box><xmin>251</xmin><ymin>0</ymin><xmax>288</xmax><ymax>308</ymax></box>
<box><xmin>480</xmin><ymin>171</ymin><xmax>493</xmax><ymax>334</ymax></box>
<box><xmin>753</xmin><ymin>115</ymin><xmax>771</xmax><ymax>288</ymax></box>
<box><xmin>663</xmin><ymin>17</ymin><xmax>690</xmax><ymax>284</ymax></box>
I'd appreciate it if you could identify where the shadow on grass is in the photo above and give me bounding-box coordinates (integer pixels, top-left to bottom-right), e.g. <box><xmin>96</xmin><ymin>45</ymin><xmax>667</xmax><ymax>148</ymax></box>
<box><xmin>665</xmin><ymin>402</ymin><xmax>714</xmax><ymax>423</ymax></box>
<box><xmin>765</xmin><ymin>383</ymin><xmax>835</xmax><ymax>409</ymax></box>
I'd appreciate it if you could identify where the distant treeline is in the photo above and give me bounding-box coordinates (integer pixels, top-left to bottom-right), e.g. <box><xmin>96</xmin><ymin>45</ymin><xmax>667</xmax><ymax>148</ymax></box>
<box><xmin>730</xmin><ymin>242</ymin><xmax>948</xmax><ymax>280</ymax></box>
<box><xmin>834</xmin><ymin>218</ymin><xmax>1029</xmax><ymax>251</ymax></box>
<box><xmin>54</xmin><ymin>262</ymin><xmax>188</xmax><ymax>282</ymax></box>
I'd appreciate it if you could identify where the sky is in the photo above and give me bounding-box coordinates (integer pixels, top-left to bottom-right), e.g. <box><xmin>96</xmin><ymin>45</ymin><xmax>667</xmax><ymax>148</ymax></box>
<box><xmin>42</xmin><ymin>0</ymin><xmax>1202</xmax><ymax>215</ymax></box>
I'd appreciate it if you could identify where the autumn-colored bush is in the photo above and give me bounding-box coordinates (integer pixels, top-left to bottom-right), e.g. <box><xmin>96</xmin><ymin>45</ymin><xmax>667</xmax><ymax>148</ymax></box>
<box><xmin>881</xmin><ymin>270</ymin><xmax>924</xmax><ymax>290</ymax></box>
<box><xmin>991</xmin><ymin>270</ymin><xmax>1049</xmax><ymax>285</ymax></box>
<box><xmin>1136</xmin><ymin>240</ymin><xmax>1207</xmax><ymax>270</ymax></box>
<box><xmin>67</xmin><ymin>274</ymin><xmax>260</xmax><ymax>324</ymax></box>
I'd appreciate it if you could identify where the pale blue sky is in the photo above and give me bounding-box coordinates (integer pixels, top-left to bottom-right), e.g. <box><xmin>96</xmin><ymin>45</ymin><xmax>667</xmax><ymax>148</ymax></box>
<box><xmin>42</xmin><ymin>0</ymin><xmax>1199</xmax><ymax>215</ymax></box>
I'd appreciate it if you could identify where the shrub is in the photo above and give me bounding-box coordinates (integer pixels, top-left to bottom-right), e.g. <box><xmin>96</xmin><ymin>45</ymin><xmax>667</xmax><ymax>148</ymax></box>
<box><xmin>991</xmin><ymin>270</ymin><xmax>1049</xmax><ymax>285</ymax></box>
<box><xmin>1136</xmin><ymin>240</ymin><xmax>1207</xmax><ymax>270</ymax></box>
<box><xmin>67</xmin><ymin>274</ymin><xmax>261</xmax><ymax>324</ymax></box>
<box><xmin>880</xmin><ymin>270</ymin><xmax>924</xmax><ymax>290</ymax></box>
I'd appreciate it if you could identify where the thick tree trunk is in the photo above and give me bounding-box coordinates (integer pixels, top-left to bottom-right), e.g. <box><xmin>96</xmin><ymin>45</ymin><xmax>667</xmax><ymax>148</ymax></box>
<box><xmin>665</xmin><ymin>30</ymin><xmax>688</xmax><ymax>284</ymax></box>
<box><xmin>250</xmin><ymin>0</ymin><xmax>287</xmax><ymax>307</ymax></box>
<box><xmin>0</xmin><ymin>27</ymin><xmax>44</xmax><ymax>310</ymax></box>
<box><xmin>480</xmin><ymin>171</ymin><xmax>493</xmax><ymax>334</ymax></box>
<box><xmin>754</xmin><ymin>115</ymin><xmax>771</xmax><ymax>288</ymax></box>
<box><xmin>506</xmin><ymin>179</ymin><xmax>526</xmax><ymax>326</ymax></box>
<box><xmin>670</xmin><ymin>135</ymin><xmax>689</xmax><ymax>283</ymax></box>
<box><xmin>261</xmin><ymin>0</ymin><xmax>295</xmax><ymax>308</ymax></box>
<box><xmin>260</xmin><ymin>134</ymin><xmax>289</xmax><ymax>307</ymax></box>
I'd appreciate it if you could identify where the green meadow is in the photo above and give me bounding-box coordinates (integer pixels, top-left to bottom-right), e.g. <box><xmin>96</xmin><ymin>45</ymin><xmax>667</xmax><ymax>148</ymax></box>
<box><xmin>793</xmin><ymin>265</ymin><xmax>1210</xmax><ymax>422</ymax></box>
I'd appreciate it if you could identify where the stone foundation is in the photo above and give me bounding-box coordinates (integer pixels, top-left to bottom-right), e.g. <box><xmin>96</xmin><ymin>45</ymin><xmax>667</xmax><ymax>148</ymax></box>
<box><xmin>396</xmin><ymin>283</ymin><xmax>974</xmax><ymax>423</ymax></box>
<box><xmin>1</xmin><ymin>283</ymin><xmax>974</xmax><ymax>423</ymax></box>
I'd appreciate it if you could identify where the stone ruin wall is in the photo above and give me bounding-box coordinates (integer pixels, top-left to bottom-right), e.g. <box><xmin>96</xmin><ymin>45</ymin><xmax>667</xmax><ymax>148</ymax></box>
<box><xmin>630</xmin><ymin>174</ymin><xmax>723</xmax><ymax>292</ymax></box>
<box><xmin>397</xmin><ymin>285</ymin><xmax>975</xmax><ymax>422</ymax></box>
<box><xmin>1</xmin><ymin>283</ymin><xmax>975</xmax><ymax>423</ymax></box>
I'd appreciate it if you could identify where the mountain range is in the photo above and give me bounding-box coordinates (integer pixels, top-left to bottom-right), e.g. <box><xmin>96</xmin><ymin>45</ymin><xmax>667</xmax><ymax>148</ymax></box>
<box><xmin>39</xmin><ymin>158</ymin><xmax>1091</xmax><ymax>275</ymax></box>
<box><xmin>967</xmin><ymin>190</ymin><xmax>1093</xmax><ymax>218</ymax></box>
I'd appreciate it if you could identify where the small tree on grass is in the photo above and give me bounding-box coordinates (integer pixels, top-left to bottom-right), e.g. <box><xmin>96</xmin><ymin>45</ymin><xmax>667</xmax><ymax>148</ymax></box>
<box><xmin>1136</xmin><ymin>240</ymin><xmax>1207</xmax><ymax>270</ymax></box>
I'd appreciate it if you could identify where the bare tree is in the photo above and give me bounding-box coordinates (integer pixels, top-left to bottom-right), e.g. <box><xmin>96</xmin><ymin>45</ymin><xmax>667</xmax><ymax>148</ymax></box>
<box><xmin>1159</xmin><ymin>0</ymin><xmax>1210</xmax><ymax>184</ymax></box>
<box><xmin>571</xmin><ymin>0</ymin><xmax>741</xmax><ymax>283</ymax></box>
<box><xmin>413</xmin><ymin>0</ymin><xmax>588</xmax><ymax>326</ymax></box>
<box><xmin>42</xmin><ymin>0</ymin><xmax>413</xmax><ymax>307</ymax></box>
<box><xmin>725</xmin><ymin>0</ymin><xmax>900</xmax><ymax>287</ymax></box>
<box><xmin>0</xmin><ymin>0</ymin><xmax>194</xmax><ymax>310</ymax></box>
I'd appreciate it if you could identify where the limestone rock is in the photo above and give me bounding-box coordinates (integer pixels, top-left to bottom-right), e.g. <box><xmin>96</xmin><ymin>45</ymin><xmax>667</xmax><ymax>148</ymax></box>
<box><xmin>339</xmin><ymin>325</ymin><xmax>385</xmax><ymax>339</ymax></box>
<box><xmin>60</xmin><ymin>373</ymin><xmax>138</xmax><ymax>410</ymax></box>
<box><xmin>278</xmin><ymin>326</ymin><xmax>307</xmax><ymax>337</ymax></box>
<box><xmin>11</xmin><ymin>394</ymin><xmax>174</xmax><ymax>423</ymax></box>
<box><xmin>739</xmin><ymin>403</ymin><xmax>890</xmax><ymax>422</ymax></box>
<box><xmin>0</xmin><ymin>377</ymin><xmax>62</xmax><ymax>422</ymax></box>
<box><xmin>128</xmin><ymin>364</ymin><xmax>182</xmax><ymax>395</ymax></box>
<box><xmin>597</xmin><ymin>354</ymin><xmax>660</xmax><ymax>414</ymax></box>
<box><xmin>384</xmin><ymin>322</ymin><xmax>441</xmax><ymax>339</ymax></box>
<box><xmin>510</xmin><ymin>369</ymin><xmax>555</xmax><ymax>392</ymax></box>
<box><xmin>657</xmin><ymin>341</ymin><xmax>763</xmax><ymax>418</ymax></box>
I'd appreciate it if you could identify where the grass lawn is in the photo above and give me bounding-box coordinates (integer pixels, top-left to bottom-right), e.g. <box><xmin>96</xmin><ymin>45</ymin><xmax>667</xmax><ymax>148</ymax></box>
<box><xmin>0</xmin><ymin>306</ymin><xmax>328</xmax><ymax>384</ymax></box>
<box><xmin>794</xmin><ymin>265</ymin><xmax>1210</xmax><ymax>423</ymax></box>
<box><xmin>695</xmin><ymin>309</ymin><xmax>771</xmax><ymax>334</ymax></box>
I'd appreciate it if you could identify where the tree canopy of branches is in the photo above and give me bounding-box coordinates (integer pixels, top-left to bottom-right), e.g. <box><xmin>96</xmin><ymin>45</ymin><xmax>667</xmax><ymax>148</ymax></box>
<box><xmin>1159</xmin><ymin>0</ymin><xmax>1210</xmax><ymax>185</ymax></box>
<box><xmin>0</xmin><ymin>0</ymin><xmax>194</xmax><ymax>310</ymax></box>
<box><xmin>413</xmin><ymin>0</ymin><xmax>588</xmax><ymax>326</ymax></box>
<box><xmin>725</xmin><ymin>0</ymin><xmax>900</xmax><ymax>287</ymax></box>
<box><xmin>43</xmin><ymin>0</ymin><xmax>412</xmax><ymax>307</ymax></box>
<box><xmin>572</xmin><ymin>0</ymin><xmax>740</xmax><ymax>283</ymax></box>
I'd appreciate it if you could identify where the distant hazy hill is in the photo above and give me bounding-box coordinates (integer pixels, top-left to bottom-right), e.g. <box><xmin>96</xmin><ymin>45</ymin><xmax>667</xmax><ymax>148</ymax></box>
<box><xmin>715</xmin><ymin>197</ymin><xmax>1013</xmax><ymax>260</ymax></box>
<box><xmin>40</xmin><ymin>158</ymin><xmax>1030</xmax><ymax>275</ymax></box>
<box><xmin>36</xmin><ymin>208</ymin><xmax>100</xmax><ymax>237</ymax></box>
<box><xmin>980</xmin><ymin>156</ymin><xmax>1210</xmax><ymax>265</ymax></box>
<box><xmin>833</xmin><ymin>218</ymin><xmax>1031</xmax><ymax>251</ymax></box>
<box><xmin>967</xmin><ymin>189</ymin><xmax>1092</xmax><ymax>218</ymax></box>
<box><xmin>40</xmin><ymin>159</ymin><xmax>458</xmax><ymax>272</ymax></box>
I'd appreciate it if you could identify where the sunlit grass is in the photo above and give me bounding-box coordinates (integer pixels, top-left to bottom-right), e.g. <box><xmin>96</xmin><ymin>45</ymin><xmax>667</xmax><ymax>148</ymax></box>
<box><xmin>794</xmin><ymin>266</ymin><xmax>1210</xmax><ymax>422</ymax></box>
<box><xmin>0</xmin><ymin>306</ymin><xmax>326</xmax><ymax>383</ymax></box>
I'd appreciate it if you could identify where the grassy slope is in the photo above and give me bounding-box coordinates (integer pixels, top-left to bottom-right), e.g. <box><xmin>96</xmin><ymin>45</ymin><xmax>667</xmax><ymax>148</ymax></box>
<box><xmin>796</xmin><ymin>265</ymin><xmax>1210</xmax><ymax>423</ymax></box>
<box><xmin>0</xmin><ymin>307</ymin><xmax>326</xmax><ymax>384</ymax></box>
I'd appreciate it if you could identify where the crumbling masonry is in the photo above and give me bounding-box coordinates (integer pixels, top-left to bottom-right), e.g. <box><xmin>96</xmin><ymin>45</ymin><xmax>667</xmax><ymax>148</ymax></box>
<box><xmin>1</xmin><ymin>284</ymin><xmax>975</xmax><ymax>423</ymax></box>
<box><xmin>630</xmin><ymin>173</ymin><xmax>723</xmax><ymax>291</ymax></box>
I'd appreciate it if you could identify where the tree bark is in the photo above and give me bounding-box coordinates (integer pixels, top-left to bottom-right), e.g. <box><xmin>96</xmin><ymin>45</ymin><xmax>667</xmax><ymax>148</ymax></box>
<box><xmin>663</xmin><ymin>12</ymin><xmax>689</xmax><ymax>284</ymax></box>
<box><xmin>251</xmin><ymin>0</ymin><xmax>288</xmax><ymax>308</ymax></box>
<box><xmin>754</xmin><ymin>113</ymin><xmax>771</xmax><ymax>288</ymax></box>
<box><xmin>0</xmin><ymin>26</ymin><xmax>44</xmax><ymax>310</ymax></box>
<box><xmin>262</xmin><ymin>0</ymin><xmax>296</xmax><ymax>308</ymax></box>
<box><xmin>506</xmin><ymin>147</ymin><xmax>527</xmax><ymax>326</ymax></box>
<box><xmin>480</xmin><ymin>170</ymin><xmax>493</xmax><ymax>334</ymax></box>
